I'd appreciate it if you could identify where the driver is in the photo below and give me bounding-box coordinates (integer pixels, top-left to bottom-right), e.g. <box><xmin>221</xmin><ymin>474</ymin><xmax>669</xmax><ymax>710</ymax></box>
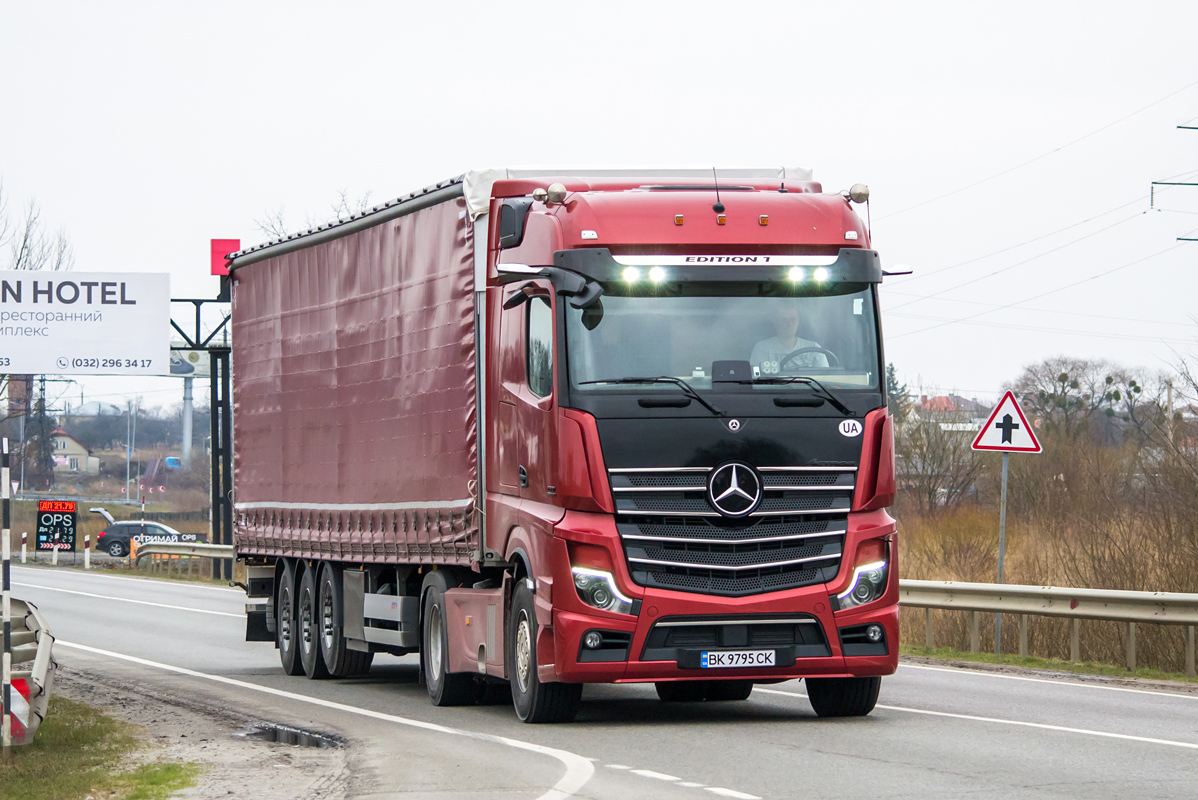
<box><xmin>751</xmin><ymin>304</ymin><xmax>828</xmax><ymax>374</ymax></box>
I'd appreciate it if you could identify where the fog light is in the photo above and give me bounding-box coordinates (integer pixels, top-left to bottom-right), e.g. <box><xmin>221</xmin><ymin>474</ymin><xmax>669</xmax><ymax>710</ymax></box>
<box><xmin>866</xmin><ymin>624</ymin><xmax>883</xmax><ymax>643</ymax></box>
<box><xmin>583</xmin><ymin>631</ymin><xmax>604</xmax><ymax>650</ymax></box>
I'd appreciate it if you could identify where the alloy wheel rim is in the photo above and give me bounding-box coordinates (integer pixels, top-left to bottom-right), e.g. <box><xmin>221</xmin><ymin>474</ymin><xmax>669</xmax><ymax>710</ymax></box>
<box><xmin>428</xmin><ymin>603</ymin><xmax>443</xmax><ymax>682</ymax></box>
<box><xmin>280</xmin><ymin>588</ymin><xmax>292</xmax><ymax>650</ymax></box>
<box><xmin>515</xmin><ymin>610</ymin><xmax>532</xmax><ymax>693</ymax></box>
<box><xmin>321</xmin><ymin>590</ymin><xmax>335</xmax><ymax>651</ymax></box>
<box><xmin>300</xmin><ymin>588</ymin><xmax>314</xmax><ymax>655</ymax></box>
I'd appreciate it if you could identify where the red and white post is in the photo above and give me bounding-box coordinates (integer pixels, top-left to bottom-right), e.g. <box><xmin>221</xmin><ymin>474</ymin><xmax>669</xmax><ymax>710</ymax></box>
<box><xmin>3</xmin><ymin>438</ymin><xmax>12</xmax><ymax>759</ymax></box>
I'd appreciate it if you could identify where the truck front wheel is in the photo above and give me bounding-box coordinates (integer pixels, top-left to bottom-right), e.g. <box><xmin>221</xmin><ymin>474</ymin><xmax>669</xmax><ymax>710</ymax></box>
<box><xmin>805</xmin><ymin>676</ymin><xmax>881</xmax><ymax>717</ymax></box>
<box><xmin>508</xmin><ymin>581</ymin><xmax>582</xmax><ymax>723</ymax></box>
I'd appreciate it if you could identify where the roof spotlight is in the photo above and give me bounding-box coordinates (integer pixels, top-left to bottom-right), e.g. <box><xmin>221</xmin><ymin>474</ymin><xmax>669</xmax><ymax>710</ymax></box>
<box><xmin>788</xmin><ymin>267</ymin><xmax>805</xmax><ymax>282</ymax></box>
<box><xmin>622</xmin><ymin>266</ymin><xmax>641</xmax><ymax>282</ymax></box>
<box><xmin>813</xmin><ymin>267</ymin><xmax>830</xmax><ymax>282</ymax></box>
<box><xmin>648</xmin><ymin>266</ymin><xmax>666</xmax><ymax>283</ymax></box>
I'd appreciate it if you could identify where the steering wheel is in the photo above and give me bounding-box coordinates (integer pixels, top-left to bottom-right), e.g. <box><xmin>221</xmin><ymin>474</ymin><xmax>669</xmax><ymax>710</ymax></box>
<box><xmin>779</xmin><ymin>347</ymin><xmax>840</xmax><ymax>370</ymax></box>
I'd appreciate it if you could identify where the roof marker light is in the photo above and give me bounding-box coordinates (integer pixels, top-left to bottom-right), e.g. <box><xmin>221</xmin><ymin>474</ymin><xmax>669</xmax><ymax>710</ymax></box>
<box><xmin>814</xmin><ymin>267</ymin><xmax>830</xmax><ymax>282</ymax></box>
<box><xmin>622</xmin><ymin>267</ymin><xmax>641</xmax><ymax>282</ymax></box>
<box><xmin>788</xmin><ymin>267</ymin><xmax>805</xmax><ymax>282</ymax></box>
<box><xmin>717</xmin><ymin>214</ymin><xmax>727</xmax><ymax>225</ymax></box>
<box><xmin>759</xmin><ymin>215</ymin><xmax>769</xmax><ymax>226</ymax></box>
<box><xmin>675</xmin><ymin>214</ymin><xmax>684</xmax><ymax>226</ymax></box>
<box><xmin>649</xmin><ymin>266</ymin><xmax>666</xmax><ymax>283</ymax></box>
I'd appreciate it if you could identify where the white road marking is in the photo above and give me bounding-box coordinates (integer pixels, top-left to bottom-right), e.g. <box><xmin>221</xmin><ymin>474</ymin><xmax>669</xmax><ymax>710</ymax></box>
<box><xmin>11</xmin><ymin>564</ymin><xmax>242</xmax><ymax>593</ymax></box>
<box><xmin>679</xmin><ymin>782</ymin><xmax>704</xmax><ymax>788</ymax></box>
<box><xmin>57</xmin><ymin>641</ymin><xmax>593</xmax><ymax>800</ymax></box>
<box><xmin>605</xmin><ymin>764</ymin><xmax>632</xmax><ymax>770</ymax></box>
<box><xmin>632</xmin><ymin>769</ymin><xmax>680</xmax><ymax>781</ymax></box>
<box><xmin>706</xmin><ymin>789</ymin><xmax>761</xmax><ymax>799</ymax></box>
<box><xmin>899</xmin><ymin>662</ymin><xmax>1198</xmax><ymax>700</ymax></box>
<box><xmin>755</xmin><ymin>688</ymin><xmax>1198</xmax><ymax>750</ymax></box>
<box><xmin>13</xmin><ymin>581</ymin><xmax>243</xmax><ymax>617</ymax></box>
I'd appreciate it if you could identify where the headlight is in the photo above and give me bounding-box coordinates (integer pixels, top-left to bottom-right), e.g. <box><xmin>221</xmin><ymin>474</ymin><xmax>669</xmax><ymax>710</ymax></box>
<box><xmin>836</xmin><ymin>560</ymin><xmax>888</xmax><ymax>610</ymax></box>
<box><xmin>572</xmin><ymin>567</ymin><xmax>635</xmax><ymax>615</ymax></box>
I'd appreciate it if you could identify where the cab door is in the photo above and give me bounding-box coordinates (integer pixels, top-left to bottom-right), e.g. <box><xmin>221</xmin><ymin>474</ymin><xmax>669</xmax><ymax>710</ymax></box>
<box><xmin>517</xmin><ymin>291</ymin><xmax>558</xmax><ymax>503</ymax></box>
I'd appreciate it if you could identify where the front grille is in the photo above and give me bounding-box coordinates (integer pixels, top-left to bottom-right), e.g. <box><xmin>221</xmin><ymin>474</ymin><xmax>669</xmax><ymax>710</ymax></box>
<box><xmin>610</xmin><ymin>465</ymin><xmax>854</xmax><ymax>597</ymax></box>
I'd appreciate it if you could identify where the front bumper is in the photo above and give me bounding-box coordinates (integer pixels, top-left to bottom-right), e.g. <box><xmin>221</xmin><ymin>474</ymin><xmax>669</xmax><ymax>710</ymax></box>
<box><xmin>546</xmin><ymin>507</ymin><xmax>899</xmax><ymax>684</ymax></box>
<box><xmin>552</xmin><ymin>591</ymin><xmax>898</xmax><ymax>683</ymax></box>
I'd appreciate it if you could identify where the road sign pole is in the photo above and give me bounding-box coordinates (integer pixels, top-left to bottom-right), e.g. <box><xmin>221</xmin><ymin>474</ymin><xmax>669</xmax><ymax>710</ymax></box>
<box><xmin>3</xmin><ymin>438</ymin><xmax>12</xmax><ymax>760</ymax></box>
<box><xmin>995</xmin><ymin>451</ymin><xmax>1009</xmax><ymax>654</ymax></box>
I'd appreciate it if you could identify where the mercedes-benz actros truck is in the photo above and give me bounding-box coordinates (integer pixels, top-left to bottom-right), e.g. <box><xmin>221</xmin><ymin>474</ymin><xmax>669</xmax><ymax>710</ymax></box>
<box><xmin>228</xmin><ymin>168</ymin><xmax>897</xmax><ymax>723</ymax></box>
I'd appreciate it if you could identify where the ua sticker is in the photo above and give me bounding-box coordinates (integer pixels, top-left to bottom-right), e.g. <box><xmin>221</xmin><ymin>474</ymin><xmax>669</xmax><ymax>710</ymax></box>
<box><xmin>839</xmin><ymin>419</ymin><xmax>863</xmax><ymax>437</ymax></box>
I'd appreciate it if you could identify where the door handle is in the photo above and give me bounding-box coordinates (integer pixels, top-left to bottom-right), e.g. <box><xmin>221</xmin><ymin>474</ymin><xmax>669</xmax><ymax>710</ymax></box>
<box><xmin>518</xmin><ymin>466</ymin><xmax>529</xmax><ymax>488</ymax></box>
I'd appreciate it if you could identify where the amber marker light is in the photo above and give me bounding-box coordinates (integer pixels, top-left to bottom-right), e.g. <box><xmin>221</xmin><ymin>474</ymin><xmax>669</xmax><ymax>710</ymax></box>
<box><xmin>759</xmin><ymin>215</ymin><xmax>769</xmax><ymax>226</ymax></box>
<box><xmin>675</xmin><ymin>214</ymin><xmax>684</xmax><ymax>225</ymax></box>
<box><xmin>717</xmin><ymin>214</ymin><xmax>727</xmax><ymax>225</ymax></box>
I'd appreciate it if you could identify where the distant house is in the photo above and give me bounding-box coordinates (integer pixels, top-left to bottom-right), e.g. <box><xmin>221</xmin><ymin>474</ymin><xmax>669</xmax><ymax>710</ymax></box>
<box><xmin>51</xmin><ymin>430</ymin><xmax>100</xmax><ymax>475</ymax></box>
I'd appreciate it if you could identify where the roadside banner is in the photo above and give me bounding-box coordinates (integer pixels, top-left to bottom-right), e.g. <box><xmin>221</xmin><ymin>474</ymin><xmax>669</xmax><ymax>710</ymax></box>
<box><xmin>0</xmin><ymin>270</ymin><xmax>169</xmax><ymax>375</ymax></box>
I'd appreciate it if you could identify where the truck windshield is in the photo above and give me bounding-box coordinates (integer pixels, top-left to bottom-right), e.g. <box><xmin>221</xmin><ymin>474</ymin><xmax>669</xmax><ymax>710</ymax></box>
<box><xmin>565</xmin><ymin>281</ymin><xmax>879</xmax><ymax>392</ymax></box>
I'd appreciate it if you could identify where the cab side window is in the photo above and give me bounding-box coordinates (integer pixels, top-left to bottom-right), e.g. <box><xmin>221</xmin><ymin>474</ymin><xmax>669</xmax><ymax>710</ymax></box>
<box><xmin>527</xmin><ymin>296</ymin><xmax>554</xmax><ymax>398</ymax></box>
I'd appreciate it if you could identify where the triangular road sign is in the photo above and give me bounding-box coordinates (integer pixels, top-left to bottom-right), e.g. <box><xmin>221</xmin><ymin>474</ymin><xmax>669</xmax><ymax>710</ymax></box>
<box><xmin>972</xmin><ymin>391</ymin><xmax>1042</xmax><ymax>453</ymax></box>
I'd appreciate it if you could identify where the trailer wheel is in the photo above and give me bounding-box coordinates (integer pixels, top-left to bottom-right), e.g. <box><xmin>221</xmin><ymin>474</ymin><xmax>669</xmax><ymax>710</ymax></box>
<box><xmin>805</xmin><ymin>676</ymin><xmax>881</xmax><ymax>717</ymax></box>
<box><xmin>298</xmin><ymin>565</ymin><xmax>331</xmax><ymax>680</ymax></box>
<box><xmin>706</xmin><ymin>680</ymin><xmax>754</xmax><ymax>701</ymax></box>
<box><xmin>318</xmin><ymin>563</ymin><xmax>373</xmax><ymax>677</ymax></box>
<box><xmin>655</xmin><ymin>681</ymin><xmax>708</xmax><ymax>702</ymax></box>
<box><xmin>421</xmin><ymin>575</ymin><xmax>475</xmax><ymax>706</ymax></box>
<box><xmin>277</xmin><ymin>559</ymin><xmax>303</xmax><ymax>676</ymax></box>
<box><xmin>508</xmin><ymin>581</ymin><xmax>582</xmax><ymax>723</ymax></box>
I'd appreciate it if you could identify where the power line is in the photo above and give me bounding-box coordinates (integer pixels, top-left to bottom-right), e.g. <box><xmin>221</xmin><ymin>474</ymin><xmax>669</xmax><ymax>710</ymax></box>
<box><xmin>888</xmin><ymin>243</ymin><xmax>1186</xmax><ymax>340</ymax></box>
<box><xmin>888</xmin><ymin>311</ymin><xmax>1195</xmax><ymax>345</ymax></box>
<box><xmin>883</xmin><ymin>290</ymin><xmax>1197</xmax><ymax>328</ymax></box>
<box><xmin>885</xmin><ymin>211</ymin><xmax>1144</xmax><ymax>311</ymax></box>
<box><xmin>876</xmin><ymin>77</ymin><xmax>1198</xmax><ymax>221</ymax></box>
<box><xmin>887</xmin><ymin>194</ymin><xmax>1151</xmax><ymax>286</ymax></box>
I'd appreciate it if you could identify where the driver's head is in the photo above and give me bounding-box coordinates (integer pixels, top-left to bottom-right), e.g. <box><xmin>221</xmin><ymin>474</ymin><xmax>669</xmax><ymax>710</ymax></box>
<box><xmin>772</xmin><ymin>305</ymin><xmax>799</xmax><ymax>339</ymax></box>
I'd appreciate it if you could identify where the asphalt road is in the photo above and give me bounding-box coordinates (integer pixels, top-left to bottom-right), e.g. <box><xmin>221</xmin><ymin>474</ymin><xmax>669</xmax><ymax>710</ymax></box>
<box><xmin>11</xmin><ymin>564</ymin><xmax>1198</xmax><ymax>800</ymax></box>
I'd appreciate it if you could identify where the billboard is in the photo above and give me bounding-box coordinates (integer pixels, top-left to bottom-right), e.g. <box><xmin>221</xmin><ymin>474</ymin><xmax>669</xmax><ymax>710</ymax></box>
<box><xmin>0</xmin><ymin>271</ymin><xmax>170</xmax><ymax>375</ymax></box>
<box><xmin>36</xmin><ymin>499</ymin><xmax>77</xmax><ymax>552</ymax></box>
<box><xmin>168</xmin><ymin>348</ymin><xmax>211</xmax><ymax>378</ymax></box>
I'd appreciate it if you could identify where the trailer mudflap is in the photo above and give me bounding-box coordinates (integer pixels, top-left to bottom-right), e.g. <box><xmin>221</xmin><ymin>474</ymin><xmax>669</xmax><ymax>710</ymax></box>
<box><xmin>245</xmin><ymin>603</ymin><xmax>273</xmax><ymax>642</ymax></box>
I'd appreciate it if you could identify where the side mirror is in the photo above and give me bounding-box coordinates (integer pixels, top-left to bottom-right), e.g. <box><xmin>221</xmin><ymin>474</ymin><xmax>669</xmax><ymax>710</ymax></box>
<box><xmin>498</xmin><ymin>199</ymin><xmax>534</xmax><ymax>249</ymax></box>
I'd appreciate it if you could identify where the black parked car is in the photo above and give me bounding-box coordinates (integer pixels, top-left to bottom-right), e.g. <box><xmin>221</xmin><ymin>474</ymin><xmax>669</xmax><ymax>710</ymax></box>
<box><xmin>95</xmin><ymin>520</ymin><xmax>205</xmax><ymax>557</ymax></box>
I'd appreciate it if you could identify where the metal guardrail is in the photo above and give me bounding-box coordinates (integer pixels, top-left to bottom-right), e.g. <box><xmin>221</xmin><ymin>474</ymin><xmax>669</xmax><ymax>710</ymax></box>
<box><xmin>134</xmin><ymin>542</ymin><xmax>234</xmax><ymax>579</ymax></box>
<box><xmin>134</xmin><ymin>542</ymin><xmax>234</xmax><ymax>562</ymax></box>
<box><xmin>3</xmin><ymin>598</ymin><xmax>56</xmax><ymax>746</ymax></box>
<box><xmin>900</xmin><ymin>579</ymin><xmax>1198</xmax><ymax>677</ymax></box>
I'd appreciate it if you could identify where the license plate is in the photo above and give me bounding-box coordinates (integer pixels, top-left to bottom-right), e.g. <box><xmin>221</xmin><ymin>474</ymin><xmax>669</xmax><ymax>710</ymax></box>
<box><xmin>700</xmin><ymin>649</ymin><xmax>776</xmax><ymax>668</ymax></box>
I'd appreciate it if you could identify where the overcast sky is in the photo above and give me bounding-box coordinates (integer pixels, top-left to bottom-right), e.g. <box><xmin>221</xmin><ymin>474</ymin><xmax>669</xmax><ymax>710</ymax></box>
<box><xmin>3</xmin><ymin>1</ymin><xmax>1197</xmax><ymax>412</ymax></box>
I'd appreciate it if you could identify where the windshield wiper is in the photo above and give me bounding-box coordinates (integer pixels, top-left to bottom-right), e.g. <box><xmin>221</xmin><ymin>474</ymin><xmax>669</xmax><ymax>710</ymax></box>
<box><xmin>578</xmin><ymin>377</ymin><xmax>724</xmax><ymax>416</ymax></box>
<box><xmin>715</xmin><ymin>375</ymin><xmax>853</xmax><ymax>416</ymax></box>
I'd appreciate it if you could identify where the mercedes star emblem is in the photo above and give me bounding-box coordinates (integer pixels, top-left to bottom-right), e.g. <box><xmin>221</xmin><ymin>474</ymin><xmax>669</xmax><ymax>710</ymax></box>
<box><xmin>707</xmin><ymin>462</ymin><xmax>762</xmax><ymax>517</ymax></box>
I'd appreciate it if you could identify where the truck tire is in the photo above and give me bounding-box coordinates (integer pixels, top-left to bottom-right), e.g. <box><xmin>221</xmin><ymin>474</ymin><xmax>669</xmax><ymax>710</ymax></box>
<box><xmin>655</xmin><ymin>681</ymin><xmax>708</xmax><ymax>702</ymax></box>
<box><xmin>318</xmin><ymin>563</ymin><xmax>373</xmax><ymax>678</ymax></box>
<box><xmin>421</xmin><ymin>572</ymin><xmax>475</xmax><ymax>706</ymax></box>
<box><xmin>805</xmin><ymin>676</ymin><xmax>881</xmax><ymax>717</ymax></box>
<box><xmin>706</xmin><ymin>680</ymin><xmax>754</xmax><ymax>701</ymax></box>
<box><xmin>277</xmin><ymin>559</ymin><xmax>303</xmax><ymax>676</ymax></box>
<box><xmin>298</xmin><ymin>565</ymin><xmax>331</xmax><ymax>680</ymax></box>
<box><xmin>508</xmin><ymin>581</ymin><xmax>582</xmax><ymax>723</ymax></box>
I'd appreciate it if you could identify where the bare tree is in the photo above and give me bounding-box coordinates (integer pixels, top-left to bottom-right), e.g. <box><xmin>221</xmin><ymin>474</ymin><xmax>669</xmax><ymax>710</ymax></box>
<box><xmin>0</xmin><ymin>179</ymin><xmax>74</xmax><ymax>272</ymax></box>
<box><xmin>895</xmin><ymin>409</ymin><xmax>987</xmax><ymax>515</ymax></box>
<box><xmin>254</xmin><ymin>205</ymin><xmax>291</xmax><ymax>240</ymax></box>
